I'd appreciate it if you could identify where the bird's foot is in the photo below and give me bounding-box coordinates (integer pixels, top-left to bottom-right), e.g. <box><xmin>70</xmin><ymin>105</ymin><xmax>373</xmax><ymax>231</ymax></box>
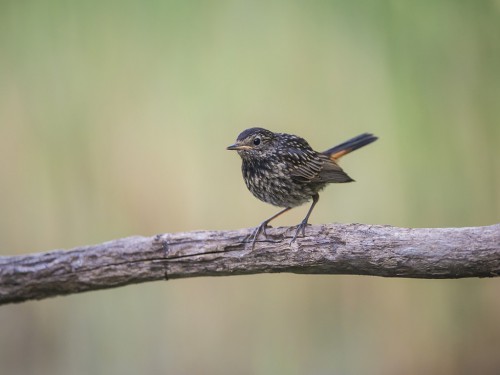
<box><xmin>290</xmin><ymin>219</ymin><xmax>309</xmax><ymax>244</ymax></box>
<box><xmin>246</xmin><ymin>221</ymin><xmax>271</xmax><ymax>250</ymax></box>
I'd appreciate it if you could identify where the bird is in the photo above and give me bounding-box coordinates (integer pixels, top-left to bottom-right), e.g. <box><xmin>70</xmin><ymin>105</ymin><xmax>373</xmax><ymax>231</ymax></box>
<box><xmin>227</xmin><ymin>127</ymin><xmax>378</xmax><ymax>247</ymax></box>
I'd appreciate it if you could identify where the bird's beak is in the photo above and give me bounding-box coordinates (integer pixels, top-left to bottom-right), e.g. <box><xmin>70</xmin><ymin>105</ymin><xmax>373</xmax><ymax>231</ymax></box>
<box><xmin>226</xmin><ymin>143</ymin><xmax>251</xmax><ymax>151</ymax></box>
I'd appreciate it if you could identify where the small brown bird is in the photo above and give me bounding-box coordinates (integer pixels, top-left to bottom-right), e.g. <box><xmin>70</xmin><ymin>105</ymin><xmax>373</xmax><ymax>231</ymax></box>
<box><xmin>227</xmin><ymin>127</ymin><xmax>377</xmax><ymax>247</ymax></box>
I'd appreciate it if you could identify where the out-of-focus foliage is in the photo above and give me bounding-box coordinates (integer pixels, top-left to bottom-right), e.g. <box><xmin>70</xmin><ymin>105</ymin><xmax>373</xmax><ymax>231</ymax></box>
<box><xmin>0</xmin><ymin>1</ymin><xmax>499</xmax><ymax>374</ymax></box>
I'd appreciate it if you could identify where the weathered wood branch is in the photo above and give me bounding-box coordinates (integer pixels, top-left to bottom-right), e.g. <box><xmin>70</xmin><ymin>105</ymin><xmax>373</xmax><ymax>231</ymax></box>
<box><xmin>0</xmin><ymin>223</ymin><xmax>499</xmax><ymax>305</ymax></box>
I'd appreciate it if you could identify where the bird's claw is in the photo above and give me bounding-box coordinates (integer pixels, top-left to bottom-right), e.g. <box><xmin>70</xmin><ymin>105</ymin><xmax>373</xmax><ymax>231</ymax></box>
<box><xmin>289</xmin><ymin>219</ymin><xmax>309</xmax><ymax>244</ymax></box>
<box><xmin>247</xmin><ymin>221</ymin><xmax>271</xmax><ymax>250</ymax></box>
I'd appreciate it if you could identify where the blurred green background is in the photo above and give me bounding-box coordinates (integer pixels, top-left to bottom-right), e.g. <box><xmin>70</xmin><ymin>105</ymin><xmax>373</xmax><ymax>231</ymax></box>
<box><xmin>1</xmin><ymin>1</ymin><xmax>499</xmax><ymax>374</ymax></box>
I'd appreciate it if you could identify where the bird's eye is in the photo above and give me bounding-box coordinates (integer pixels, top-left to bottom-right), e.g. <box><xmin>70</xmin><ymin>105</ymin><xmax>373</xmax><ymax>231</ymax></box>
<box><xmin>253</xmin><ymin>137</ymin><xmax>261</xmax><ymax>146</ymax></box>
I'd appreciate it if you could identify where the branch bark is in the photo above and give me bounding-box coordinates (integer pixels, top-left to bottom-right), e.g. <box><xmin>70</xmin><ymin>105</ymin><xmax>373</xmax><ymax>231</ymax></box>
<box><xmin>0</xmin><ymin>223</ymin><xmax>499</xmax><ymax>305</ymax></box>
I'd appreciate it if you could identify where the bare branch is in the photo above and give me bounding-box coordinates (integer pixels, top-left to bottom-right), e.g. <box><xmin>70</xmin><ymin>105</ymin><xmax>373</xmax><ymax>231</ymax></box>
<box><xmin>0</xmin><ymin>223</ymin><xmax>499</xmax><ymax>305</ymax></box>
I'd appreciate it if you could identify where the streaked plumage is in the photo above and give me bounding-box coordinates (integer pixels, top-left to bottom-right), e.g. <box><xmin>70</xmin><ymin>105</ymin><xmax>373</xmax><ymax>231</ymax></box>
<box><xmin>227</xmin><ymin>127</ymin><xmax>377</xmax><ymax>246</ymax></box>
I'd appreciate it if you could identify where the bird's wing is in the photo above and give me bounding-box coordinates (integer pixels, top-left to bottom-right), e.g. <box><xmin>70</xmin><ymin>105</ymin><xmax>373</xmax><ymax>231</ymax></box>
<box><xmin>279</xmin><ymin>135</ymin><xmax>354</xmax><ymax>183</ymax></box>
<box><xmin>274</xmin><ymin>135</ymin><xmax>321</xmax><ymax>182</ymax></box>
<box><xmin>280</xmin><ymin>149</ymin><xmax>323</xmax><ymax>182</ymax></box>
<box><xmin>315</xmin><ymin>156</ymin><xmax>354</xmax><ymax>183</ymax></box>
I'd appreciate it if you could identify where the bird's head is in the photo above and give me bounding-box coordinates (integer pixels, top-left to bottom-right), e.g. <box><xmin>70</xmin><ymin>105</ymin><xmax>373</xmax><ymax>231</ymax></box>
<box><xmin>227</xmin><ymin>127</ymin><xmax>276</xmax><ymax>159</ymax></box>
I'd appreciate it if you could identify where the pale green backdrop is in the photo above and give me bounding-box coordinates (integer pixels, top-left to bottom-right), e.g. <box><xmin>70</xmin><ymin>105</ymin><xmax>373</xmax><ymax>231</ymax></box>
<box><xmin>1</xmin><ymin>1</ymin><xmax>499</xmax><ymax>374</ymax></box>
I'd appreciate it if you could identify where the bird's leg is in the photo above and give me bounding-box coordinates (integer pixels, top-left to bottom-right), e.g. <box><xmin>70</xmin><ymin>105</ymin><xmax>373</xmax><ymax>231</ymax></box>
<box><xmin>291</xmin><ymin>193</ymin><xmax>319</xmax><ymax>244</ymax></box>
<box><xmin>248</xmin><ymin>207</ymin><xmax>292</xmax><ymax>249</ymax></box>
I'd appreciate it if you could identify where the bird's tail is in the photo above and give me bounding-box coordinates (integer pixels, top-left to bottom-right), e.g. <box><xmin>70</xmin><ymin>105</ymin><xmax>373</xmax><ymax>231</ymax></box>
<box><xmin>323</xmin><ymin>133</ymin><xmax>378</xmax><ymax>160</ymax></box>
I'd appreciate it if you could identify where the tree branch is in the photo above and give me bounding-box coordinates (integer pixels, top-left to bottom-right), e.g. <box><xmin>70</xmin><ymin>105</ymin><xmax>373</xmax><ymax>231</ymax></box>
<box><xmin>1</xmin><ymin>223</ymin><xmax>499</xmax><ymax>305</ymax></box>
